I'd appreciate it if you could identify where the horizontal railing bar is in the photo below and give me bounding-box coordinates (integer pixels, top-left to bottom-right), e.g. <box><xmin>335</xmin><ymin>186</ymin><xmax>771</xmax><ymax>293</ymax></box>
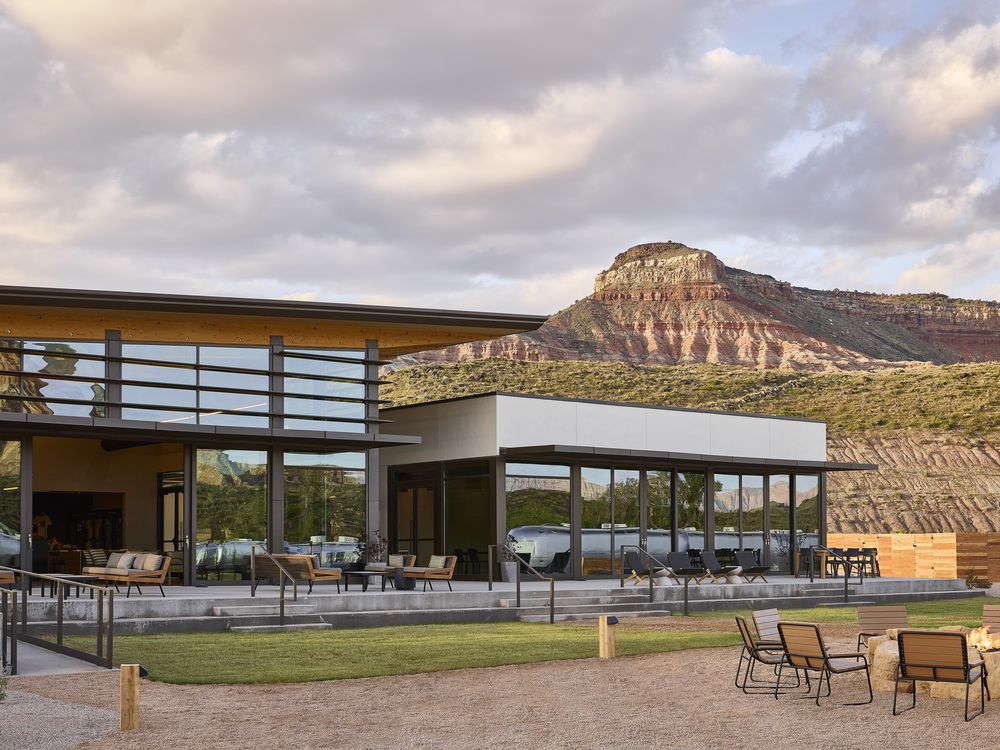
<box><xmin>0</xmin><ymin>566</ymin><xmax>114</xmax><ymax>594</ymax></box>
<box><xmin>0</xmin><ymin>369</ymin><xmax>386</xmax><ymax>404</ymax></box>
<box><xmin>280</xmin><ymin>350</ymin><xmax>389</xmax><ymax>366</ymax></box>
<box><xmin>0</xmin><ymin>343</ymin><xmax>383</xmax><ymax>370</ymax></box>
<box><xmin>1</xmin><ymin>395</ymin><xmax>386</xmax><ymax>423</ymax></box>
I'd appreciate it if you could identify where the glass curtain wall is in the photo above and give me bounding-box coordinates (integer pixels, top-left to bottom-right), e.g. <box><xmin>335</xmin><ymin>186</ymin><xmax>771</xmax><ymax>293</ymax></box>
<box><xmin>741</xmin><ymin>475</ymin><xmax>765</xmax><ymax>563</ymax></box>
<box><xmin>676</xmin><ymin>472</ymin><xmax>706</xmax><ymax>553</ymax></box>
<box><xmin>768</xmin><ymin>474</ymin><xmax>792</xmax><ymax>571</ymax></box>
<box><xmin>443</xmin><ymin>462</ymin><xmax>491</xmax><ymax>577</ymax></box>
<box><xmin>283</xmin><ymin>452</ymin><xmax>366</xmax><ymax>568</ymax></box>
<box><xmin>713</xmin><ymin>475</ymin><xmax>740</xmax><ymax>553</ymax></box>
<box><xmin>613</xmin><ymin>470</ymin><xmax>640</xmax><ymax>574</ymax></box>
<box><xmin>581</xmin><ymin>468</ymin><xmax>611</xmax><ymax>575</ymax></box>
<box><xmin>283</xmin><ymin>349</ymin><xmax>366</xmax><ymax>433</ymax></box>
<box><xmin>505</xmin><ymin>463</ymin><xmax>571</xmax><ymax>576</ymax></box>
<box><xmin>0</xmin><ymin>441</ymin><xmax>20</xmax><ymax>567</ymax></box>
<box><xmin>0</xmin><ymin>340</ymin><xmax>106</xmax><ymax>417</ymax></box>
<box><xmin>195</xmin><ymin>449</ymin><xmax>268</xmax><ymax>582</ymax></box>
<box><xmin>795</xmin><ymin>475</ymin><xmax>820</xmax><ymax>556</ymax></box>
<box><xmin>646</xmin><ymin>470</ymin><xmax>672</xmax><ymax>558</ymax></box>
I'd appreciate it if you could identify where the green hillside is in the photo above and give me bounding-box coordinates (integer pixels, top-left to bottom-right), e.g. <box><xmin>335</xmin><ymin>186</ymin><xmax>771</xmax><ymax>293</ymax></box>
<box><xmin>384</xmin><ymin>359</ymin><xmax>1000</xmax><ymax>436</ymax></box>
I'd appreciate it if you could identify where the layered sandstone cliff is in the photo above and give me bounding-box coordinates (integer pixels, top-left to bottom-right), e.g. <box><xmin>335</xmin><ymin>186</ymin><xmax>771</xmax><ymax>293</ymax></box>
<box><xmin>396</xmin><ymin>242</ymin><xmax>1000</xmax><ymax>371</ymax></box>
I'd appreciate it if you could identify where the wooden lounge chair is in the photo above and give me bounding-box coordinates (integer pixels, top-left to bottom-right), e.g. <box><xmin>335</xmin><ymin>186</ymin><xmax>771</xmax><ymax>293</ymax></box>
<box><xmin>665</xmin><ymin>551</ymin><xmax>707</xmax><ymax>584</ymax></box>
<box><xmin>752</xmin><ymin>608</ymin><xmax>782</xmax><ymax>645</ymax></box>
<box><xmin>734</xmin><ymin>551</ymin><xmax>769</xmax><ymax>583</ymax></box>
<box><xmin>700</xmin><ymin>551</ymin><xmax>740</xmax><ymax>583</ymax></box>
<box><xmin>856</xmin><ymin>604</ymin><xmax>908</xmax><ymax>652</ymax></box>
<box><xmin>983</xmin><ymin>603</ymin><xmax>1000</xmax><ymax>630</ymax></box>
<box><xmin>776</xmin><ymin>621</ymin><xmax>872</xmax><ymax>706</ymax></box>
<box><xmin>894</xmin><ymin>629</ymin><xmax>989</xmax><ymax>721</ymax></box>
<box><xmin>734</xmin><ymin>616</ymin><xmax>803</xmax><ymax>694</ymax></box>
<box><xmin>0</xmin><ymin>571</ymin><xmax>14</xmax><ymax>588</ymax></box>
<box><xmin>251</xmin><ymin>554</ymin><xmax>343</xmax><ymax>594</ymax></box>
<box><xmin>402</xmin><ymin>555</ymin><xmax>457</xmax><ymax>591</ymax></box>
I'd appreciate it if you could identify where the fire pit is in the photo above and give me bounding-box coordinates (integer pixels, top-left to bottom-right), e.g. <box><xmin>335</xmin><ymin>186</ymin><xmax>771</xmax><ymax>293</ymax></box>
<box><xmin>867</xmin><ymin>625</ymin><xmax>1000</xmax><ymax>700</ymax></box>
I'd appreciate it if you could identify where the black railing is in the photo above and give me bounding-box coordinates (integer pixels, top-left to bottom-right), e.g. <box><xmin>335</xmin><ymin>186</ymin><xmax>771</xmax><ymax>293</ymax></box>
<box><xmin>487</xmin><ymin>545</ymin><xmax>556</xmax><ymax>624</ymax></box>
<box><xmin>249</xmin><ymin>545</ymin><xmax>298</xmax><ymax>626</ymax></box>
<box><xmin>807</xmin><ymin>545</ymin><xmax>864</xmax><ymax>603</ymax></box>
<box><xmin>0</xmin><ymin>567</ymin><xmax>115</xmax><ymax>676</ymax></box>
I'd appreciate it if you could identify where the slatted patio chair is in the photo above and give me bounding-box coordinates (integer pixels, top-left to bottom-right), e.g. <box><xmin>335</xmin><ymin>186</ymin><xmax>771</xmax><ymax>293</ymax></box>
<box><xmin>776</xmin><ymin>621</ymin><xmax>872</xmax><ymax>706</ymax></box>
<box><xmin>666</xmin><ymin>551</ymin><xmax>707</xmax><ymax>584</ymax></box>
<box><xmin>734</xmin><ymin>616</ymin><xmax>803</xmax><ymax>694</ymax></box>
<box><xmin>856</xmin><ymin>604</ymin><xmax>909</xmax><ymax>652</ymax></box>
<box><xmin>752</xmin><ymin>608</ymin><xmax>782</xmax><ymax>645</ymax></box>
<box><xmin>735</xmin><ymin>551</ymin><xmax>769</xmax><ymax>583</ymax></box>
<box><xmin>700</xmin><ymin>551</ymin><xmax>740</xmax><ymax>583</ymax></box>
<box><xmin>623</xmin><ymin>549</ymin><xmax>667</xmax><ymax>586</ymax></box>
<box><xmin>983</xmin><ymin>603</ymin><xmax>1000</xmax><ymax>631</ymax></box>
<box><xmin>894</xmin><ymin>630</ymin><xmax>989</xmax><ymax>721</ymax></box>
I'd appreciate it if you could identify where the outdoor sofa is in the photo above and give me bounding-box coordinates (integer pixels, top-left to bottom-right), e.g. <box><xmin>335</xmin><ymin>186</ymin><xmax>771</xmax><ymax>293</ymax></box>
<box><xmin>402</xmin><ymin>555</ymin><xmax>458</xmax><ymax>591</ymax></box>
<box><xmin>82</xmin><ymin>551</ymin><xmax>172</xmax><ymax>597</ymax></box>
<box><xmin>251</xmin><ymin>553</ymin><xmax>343</xmax><ymax>594</ymax></box>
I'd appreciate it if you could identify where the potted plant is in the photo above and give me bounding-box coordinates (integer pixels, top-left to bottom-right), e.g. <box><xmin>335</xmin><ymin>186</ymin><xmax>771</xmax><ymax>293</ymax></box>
<box><xmin>367</xmin><ymin>531</ymin><xmax>390</xmax><ymax>570</ymax></box>
<box><xmin>501</xmin><ymin>535</ymin><xmax>520</xmax><ymax>583</ymax></box>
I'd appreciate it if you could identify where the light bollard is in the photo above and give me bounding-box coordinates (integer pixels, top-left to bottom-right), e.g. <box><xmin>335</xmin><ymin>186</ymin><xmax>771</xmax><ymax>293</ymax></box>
<box><xmin>120</xmin><ymin>664</ymin><xmax>141</xmax><ymax>731</ymax></box>
<box><xmin>599</xmin><ymin>615</ymin><xmax>619</xmax><ymax>659</ymax></box>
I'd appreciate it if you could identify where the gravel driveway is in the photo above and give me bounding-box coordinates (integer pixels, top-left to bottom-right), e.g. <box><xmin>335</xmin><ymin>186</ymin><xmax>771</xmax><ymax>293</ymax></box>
<box><xmin>0</xmin><ymin>689</ymin><xmax>116</xmax><ymax>750</ymax></box>
<box><xmin>8</xmin><ymin>631</ymin><xmax>995</xmax><ymax>750</ymax></box>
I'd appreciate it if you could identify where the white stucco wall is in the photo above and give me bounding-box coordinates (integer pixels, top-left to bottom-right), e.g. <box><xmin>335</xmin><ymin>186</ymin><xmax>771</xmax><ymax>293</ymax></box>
<box><xmin>381</xmin><ymin>393</ymin><xmax>827</xmax><ymax>465</ymax></box>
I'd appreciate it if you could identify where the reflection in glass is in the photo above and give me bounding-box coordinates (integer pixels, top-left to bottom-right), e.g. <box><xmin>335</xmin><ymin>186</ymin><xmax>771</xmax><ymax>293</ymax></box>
<box><xmin>195</xmin><ymin>449</ymin><xmax>267</xmax><ymax>582</ymax></box>
<box><xmin>769</xmin><ymin>475</ymin><xmax>791</xmax><ymax>571</ymax></box>
<box><xmin>613</xmin><ymin>469</ymin><xmax>640</xmax><ymax>574</ymax></box>
<box><xmin>646</xmin><ymin>470</ymin><xmax>673</xmax><ymax>557</ymax></box>
<box><xmin>795</xmin><ymin>474</ymin><xmax>820</xmax><ymax>554</ymax></box>
<box><xmin>0</xmin><ymin>441</ymin><xmax>20</xmax><ymax>567</ymax></box>
<box><xmin>283</xmin><ymin>349</ymin><xmax>366</xmax><ymax>432</ymax></box>
<box><xmin>676</xmin><ymin>472</ymin><xmax>705</xmax><ymax>552</ymax></box>
<box><xmin>714</xmin><ymin>475</ymin><xmax>740</xmax><ymax>553</ymax></box>
<box><xmin>581</xmin><ymin>467</ymin><xmax>611</xmax><ymax>575</ymax></box>
<box><xmin>741</xmin><ymin>475</ymin><xmax>765</xmax><ymax>561</ymax></box>
<box><xmin>505</xmin><ymin>464</ymin><xmax>571</xmax><ymax>576</ymax></box>
<box><xmin>444</xmin><ymin>462</ymin><xmax>491</xmax><ymax>577</ymax></box>
<box><xmin>0</xmin><ymin>345</ymin><xmax>19</xmax><ymax>413</ymax></box>
<box><xmin>23</xmin><ymin>341</ymin><xmax>106</xmax><ymax>417</ymax></box>
<box><xmin>283</xmin><ymin>452</ymin><xmax>366</xmax><ymax>567</ymax></box>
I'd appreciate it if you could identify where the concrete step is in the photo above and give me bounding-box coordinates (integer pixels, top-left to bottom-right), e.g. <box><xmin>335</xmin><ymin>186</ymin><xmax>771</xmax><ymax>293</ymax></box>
<box><xmin>519</xmin><ymin>610</ymin><xmax>672</xmax><ymax>623</ymax></box>
<box><xmin>515</xmin><ymin>602</ymin><xmax>672</xmax><ymax>616</ymax></box>
<box><xmin>212</xmin><ymin>604</ymin><xmax>313</xmax><ymax>617</ymax></box>
<box><xmin>499</xmin><ymin>594</ymin><xmax>657</xmax><ymax>608</ymax></box>
<box><xmin>230</xmin><ymin>622</ymin><xmax>333</xmax><ymax>633</ymax></box>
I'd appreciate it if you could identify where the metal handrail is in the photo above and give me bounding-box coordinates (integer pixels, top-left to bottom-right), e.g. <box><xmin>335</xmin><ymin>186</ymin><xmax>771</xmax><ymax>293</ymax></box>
<box><xmin>807</xmin><ymin>544</ymin><xmax>864</xmax><ymax>603</ymax></box>
<box><xmin>487</xmin><ymin>544</ymin><xmax>556</xmax><ymax>624</ymax></box>
<box><xmin>618</xmin><ymin>545</ymin><xmax>668</xmax><ymax>604</ymax></box>
<box><xmin>0</xmin><ymin>566</ymin><xmax>115</xmax><ymax>676</ymax></box>
<box><xmin>249</xmin><ymin>545</ymin><xmax>299</xmax><ymax>625</ymax></box>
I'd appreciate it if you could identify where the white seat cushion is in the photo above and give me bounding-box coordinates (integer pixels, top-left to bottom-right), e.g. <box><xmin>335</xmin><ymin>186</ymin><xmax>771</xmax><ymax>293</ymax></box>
<box><xmin>132</xmin><ymin>554</ymin><xmax>149</xmax><ymax>570</ymax></box>
<box><xmin>107</xmin><ymin>552</ymin><xmax>137</xmax><ymax>570</ymax></box>
<box><xmin>428</xmin><ymin>555</ymin><xmax>448</xmax><ymax>569</ymax></box>
<box><xmin>141</xmin><ymin>554</ymin><xmax>164</xmax><ymax>571</ymax></box>
<box><xmin>388</xmin><ymin>555</ymin><xmax>406</xmax><ymax>567</ymax></box>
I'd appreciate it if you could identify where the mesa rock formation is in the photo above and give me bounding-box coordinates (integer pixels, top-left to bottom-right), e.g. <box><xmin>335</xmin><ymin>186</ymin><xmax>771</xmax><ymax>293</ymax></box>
<box><xmin>396</xmin><ymin>242</ymin><xmax>1000</xmax><ymax>371</ymax></box>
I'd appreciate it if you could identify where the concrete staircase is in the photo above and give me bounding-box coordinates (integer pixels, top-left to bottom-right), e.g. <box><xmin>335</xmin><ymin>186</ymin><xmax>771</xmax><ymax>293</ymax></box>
<box><xmin>507</xmin><ymin>588</ymin><xmax>671</xmax><ymax>623</ymax></box>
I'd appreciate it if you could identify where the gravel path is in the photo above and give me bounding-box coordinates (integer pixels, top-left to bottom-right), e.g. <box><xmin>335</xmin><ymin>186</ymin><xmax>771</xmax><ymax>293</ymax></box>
<box><xmin>0</xmin><ymin>689</ymin><xmax>116</xmax><ymax>750</ymax></box>
<box><xmin>9</xmin><ymin>632</ymin><xmax>997</xmax><ymax>750</ymax></box>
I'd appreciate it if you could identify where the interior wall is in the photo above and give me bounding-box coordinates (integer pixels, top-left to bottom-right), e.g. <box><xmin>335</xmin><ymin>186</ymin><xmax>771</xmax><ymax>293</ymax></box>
<box><xmin>33</xmin><ymin>437</ymin><xmax>183</xmax><ymax>551</ymax></box>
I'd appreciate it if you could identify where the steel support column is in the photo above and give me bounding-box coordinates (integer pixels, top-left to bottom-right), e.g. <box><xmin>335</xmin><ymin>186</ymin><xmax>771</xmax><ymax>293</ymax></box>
<box><xmin>19</xmin><ymin>436</ymin><xmax>32</xmax><ymax>572</ymax></box>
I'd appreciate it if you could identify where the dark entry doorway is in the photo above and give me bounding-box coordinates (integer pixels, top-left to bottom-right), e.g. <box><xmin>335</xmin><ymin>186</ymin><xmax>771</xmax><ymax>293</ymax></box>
<box><xmin>391</xmin><ymin>481</ymin><xmax>438</xmax><ymax>564</ymax></box>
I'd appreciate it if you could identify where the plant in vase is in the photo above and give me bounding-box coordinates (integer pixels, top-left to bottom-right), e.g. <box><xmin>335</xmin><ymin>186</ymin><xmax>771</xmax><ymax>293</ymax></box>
<box><xmin>501</xmin><ymin>534</ymin><xmax>521</xmax><ymax>582</ymax></box>
<box><xmin>367</xmin><ymin>531</ymin><xmax>390</xmax><ymax>570</ymax></box>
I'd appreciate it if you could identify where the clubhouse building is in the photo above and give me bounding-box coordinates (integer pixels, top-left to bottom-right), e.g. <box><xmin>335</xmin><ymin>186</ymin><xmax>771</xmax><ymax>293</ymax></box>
<box><xmin>0</xmin><ymin>285</ymin><xmax>872</xmax><ymax>584</ymax></box>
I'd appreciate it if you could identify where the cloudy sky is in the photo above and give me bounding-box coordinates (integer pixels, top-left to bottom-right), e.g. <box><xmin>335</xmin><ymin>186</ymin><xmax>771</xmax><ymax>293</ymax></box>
<box><xmin>2</xmin><ymin>0</ymin><xmax>1000</xmax><ymax>314</ymax></box>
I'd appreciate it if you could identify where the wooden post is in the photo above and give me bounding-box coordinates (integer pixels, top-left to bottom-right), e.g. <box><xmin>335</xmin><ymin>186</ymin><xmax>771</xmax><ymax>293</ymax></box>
<box><xmin>120</xmin><ymin>664</ymin><xmax>140</xmax><ymax>731</ymax></box>
<box><xmin>599</xmin><ymin>615</ymin><xmax>617</xmax><ymax>659</ymax></box>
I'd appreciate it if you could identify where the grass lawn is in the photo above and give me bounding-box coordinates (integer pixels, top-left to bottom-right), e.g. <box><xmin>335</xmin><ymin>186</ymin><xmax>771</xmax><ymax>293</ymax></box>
<box><xmin>690</xmin><ymin>596</ymin><xmax>988</xmax><ymax>629</ymax></box>
<box><xmin>103</xmin><ymin>621</ymin><xmax>740</xmax><ymax>685</ymax></box>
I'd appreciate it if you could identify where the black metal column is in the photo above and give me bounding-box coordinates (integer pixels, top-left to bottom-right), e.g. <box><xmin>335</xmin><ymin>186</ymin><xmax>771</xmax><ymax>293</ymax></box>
<box><xmin>19</xmin><ymin>437</ymin><xmax>32</xmax><ymax>571</ymax></box>
<box><xmin>364</xmin><ymin>339</ymin><xmax>381</xmax><ymax>547</ymax></box>
<box><xmin>819</xmin><ymin>472</ymin><xmax>828</xmax><ymax>547</ymax></box>
<box><xmin>183</xmin><ymin>444</ymin><xmax>196</xmax><ymax>586</ymax></box>
<box><xmin>104</xmin><ymin>330</ymin><xmax>122</xmax><ymax>420</ymax></box>
<box><xmin>762</xmin><ymin>474</ymin><xmax>772</xmax><ymax>568</ymax></box>
<box><xmin>268</xmin><ymin>448</ymin><xmax>284</xmax><ymax>555</ymax></box>
<box><xmin>704</xmin><ymin>470</ymin><xmax>715</xmax><ymax>551</ymax></box>
<box><xmin>491</xmin><ymin>457</ymin><xmax>506</xmax><ymax>580</ymax></box>
<box><xmin>570</xmin><ymin>462</ymin><xmax>582</xmax><ymax>579</ymax></box>
<box><xmin>670</xmin><ymin>470</ymin><xmax>679</xmax><ymax>552</ymax></box>
<box><xmin>638</xmin><ymin>468</ymin><xmax>648</xmax><ymax>550</ymax></box>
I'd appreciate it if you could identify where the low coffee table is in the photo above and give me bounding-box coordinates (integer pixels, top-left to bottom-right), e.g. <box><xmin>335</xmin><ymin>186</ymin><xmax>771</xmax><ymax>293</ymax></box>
<box><xmin>344</xmin><ymin>570</ymin><xmax>390</xmax><ymax>592</ymax></box>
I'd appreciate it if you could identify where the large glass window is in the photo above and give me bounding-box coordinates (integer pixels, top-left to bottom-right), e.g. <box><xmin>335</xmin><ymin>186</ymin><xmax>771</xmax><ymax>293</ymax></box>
<box><xmin>714</xmin><ymin>474</ymin><xmax>740</xmax><ymax>551</ymax></box>
<box><xmin>283</xmin><ymin>349</ymin><xmax>366</xmax><ymax>433</ymax></box>
<box><xmin>769</xmin><ymin>474</ymin><xmax>791</xmax><ymax>571</ymax></box>
<box><xmin>581</xmin><ymin>467</ymin><xmax>612</xmax><ymax>575</ymax></box>
<box><xmin>199</xmin><ymin>347</ymin><xmax>269</xmax><ymax>428</ymax></box>
<box><xmin>195</xmin><ymin>449</ymin><xmax>267</xmax><ymax>582</ymax></box>
<box><xmin>646</xmin><ymin>470</ymin><xmax>673</xmax><ymax>557</ymax></box>
<box><xmin>444</xmin><ymin>462</ymin><xmax>491</xmax><ymax>577</ymax></box>
<box><xmin>0</xmin><ymin>441</ymin><xmax>20</xmax><ymax>567</ymax></box>
<box><xmin>741</xmin><ymin>475</ymin><xmax>765</xmax><ymax>561</ymax></box>
<box><xmin>284</xmin><ymin>452</ymin><xmax>366</xmax><ymax>567</ymax></box>
<box><xmin>20</xmin><ymin>341</ymin><xmax>106</xmax><ymax>417</ymax></box>
<box><xmin>795</xmin><ymin>474</ymin><xmax>820</xmax><ymax>554</ymax></box>
<box><xmin>676</xmin><ymin>472</ymin><xmax>706</xmax><ymax>553</ymax></box>
<box><xmin>505</xmin><ymin>463</ymin><xmax>571</xmax><ymax>576</ymax></box>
